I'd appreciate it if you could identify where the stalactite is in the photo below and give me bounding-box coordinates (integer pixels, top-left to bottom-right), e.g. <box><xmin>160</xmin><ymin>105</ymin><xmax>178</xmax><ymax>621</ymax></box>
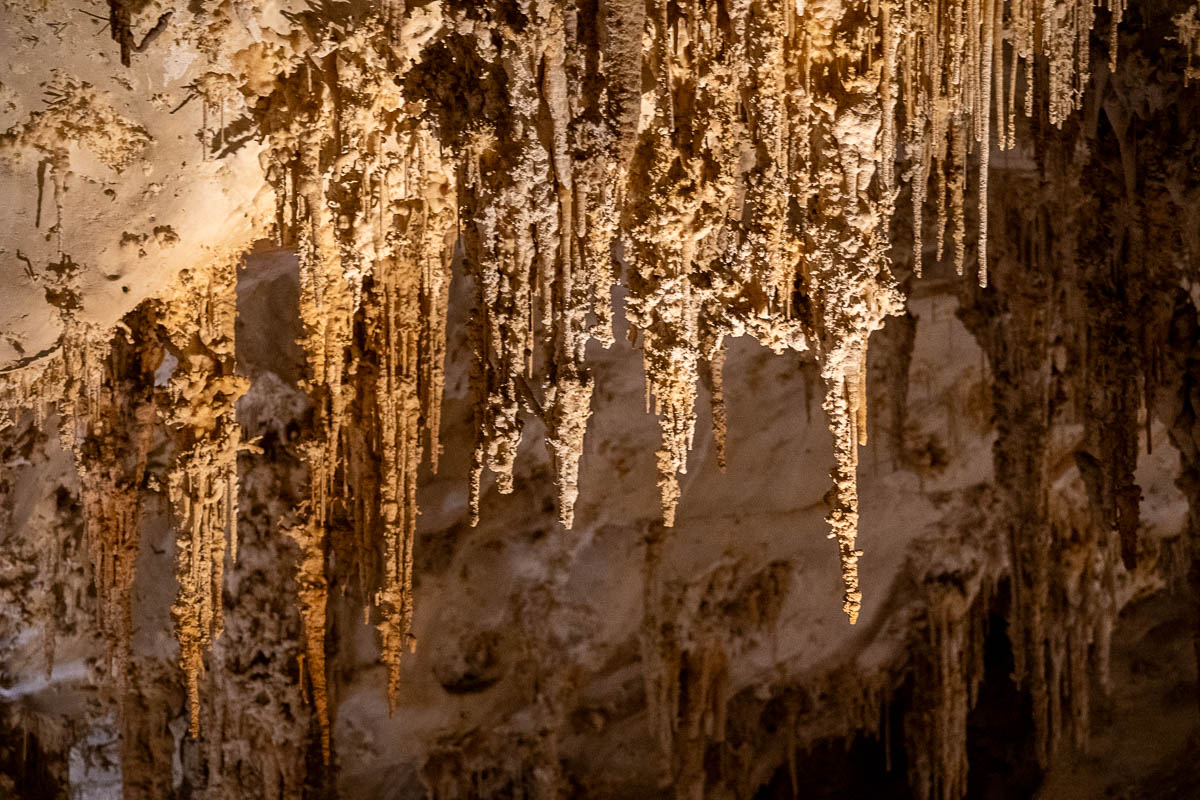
<box><xmin>160</xmin><ymin>260</ymin><xmax>247</xmax><ymax>736</ymax></box>
<box><xmin>623</xmin><ymin>0</ymin><xmax>714</xmax><ymax>528</ymax></box>
<box><xmin>285</xmin><ymin>518</ymin><xmax>331</xmax><ymax>767</ymax></box>
<box><xmin>258</xmin><ymin>9</ymin><xmax>458</xmax><ymax>728</ymax></box>
<box><xmin>457</xmin><ymin>10</ymin><xmax>551</xmax><ymax>520</ymax></box>
<box><xmin>641</xmin><ymin>528</ymin><xmax>791</xmax><ymax>798</ymax></box>
<box><xmin>537</xmin><ymin>2</ymin><xmax>605</xmax><ymax>530</ymax></box>
<box><xmin>260</xmin><ymin>48</ymin><xmax>353</xmax><ymax>757</ymax></box>
<box><xmin>904</xmin><ymin>583</ymin><xmax>989</xmax><ymax>800</ymax></box>
<box><xmin>1176</xmin><ymin>6</ymin><xmax>1200</xmax><ymax>84</ymax></box>
<box><xmin>799</xmin><ymin>1</ymin><xmax>905</xmax><ymax>624</ymax></box>
<box><xmin>365</xmin><ymin>127</ymin><xmax>456</xmax><ymax>709</ymax></box>
<box><xmin>66</xmin><ymin>313</ymin><xmax>161</xmax><ymax>684</ymax></box>
<box><xmin>700</xmin><ymin>345</ymin><xmax>727</xmax><ymax>471</ymax></box>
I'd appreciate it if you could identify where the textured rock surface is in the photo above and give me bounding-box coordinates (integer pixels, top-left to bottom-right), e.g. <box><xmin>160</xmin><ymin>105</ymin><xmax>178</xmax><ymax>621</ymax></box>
<box><xmin>1</xmin><ymin>1</ymin><xmax>1199</xmax><ymax>798</ymax></box>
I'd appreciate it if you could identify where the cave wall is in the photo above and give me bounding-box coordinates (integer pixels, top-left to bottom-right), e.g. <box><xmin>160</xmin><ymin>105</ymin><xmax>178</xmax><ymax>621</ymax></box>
<box><xmin>1</xmin><ymin>0</ymin><xmax>1199</xmax><ymax>798</ymax></box>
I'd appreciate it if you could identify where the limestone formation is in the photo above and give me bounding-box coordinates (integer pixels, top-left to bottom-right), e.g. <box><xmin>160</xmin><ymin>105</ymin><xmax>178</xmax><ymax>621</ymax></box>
<box><xmin>1</xmin><ymin>1</ymin><xmax>1200</xmax><ymax>798</ymax></box>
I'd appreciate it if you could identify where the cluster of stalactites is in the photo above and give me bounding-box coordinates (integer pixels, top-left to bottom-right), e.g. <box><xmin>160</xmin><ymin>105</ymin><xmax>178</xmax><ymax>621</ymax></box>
<box><xmin>902</xmin><ymin>0</ymin><xmax>1122</xmax><ymax>285</ymax></box>
<box><xmin>623</xmin><ymin>0</ymin><xmax>811</xmax><ymax>531</ymax></box>
<box><xmin>0</xmin><ymin>254</ymin><xmax>159</xmax><ymax>689</ymax></box>
<box><xmin>366</xmin><ymin>128</ymin><xmax>456</xmax><ymax>711</ymax></box>
<box><xmin>260</xmin><ymin>14</ymin><xmax>456</xmax><ymax>737</ymax></box>
<box><xmin>0</xmin><ymin>263</ymin><xmax>244</xmax><ymax>738</ymax></box>
<box><xmin>0</xmin><ymin>1</ymin><xmax>1137</xmax><ymax>757</ymax></box>
<box><xmin>260</xmin><ymin>56</ymin><xmax>352</xmax><ymax>759</ymax></box>
<box><xmin>460</xmin><ymin>0</ymin><xmax>616</xmax><ymax>532</ymax></box>
<box><xmin>62</xmin><ymin>315</ymin><xmax>162</xmax><ymax>688</ymax></box>
<box><xmin>398</xmin><ymin>0</ymin><xmax>1126</xmax><ymax>631</ymax></box>
<box><xmin>904</xmin><ymin>584</ymin><xmax>989</xmax><ymax>800</ymax></box>
<box><xmin>968</xmin><ymin>161</ymin><xmax>1129</xmax><ymax>781</ymax></box>
<box><xmin>160</xmin><ymin>260</ymin><xmax>248</xmax><ymax>736</ymax></box>
<box><xmin>622</xmin><ymin>0</ymin><xmax>903</xmax><ymax>622</ymax></box>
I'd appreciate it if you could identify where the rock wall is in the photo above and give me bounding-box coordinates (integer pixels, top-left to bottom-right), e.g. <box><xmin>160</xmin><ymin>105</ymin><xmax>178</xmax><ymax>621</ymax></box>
<box><xmin>0</xmin><ymin>0</ymin><xmax>1199</xmax><ymax>798</ymax></box>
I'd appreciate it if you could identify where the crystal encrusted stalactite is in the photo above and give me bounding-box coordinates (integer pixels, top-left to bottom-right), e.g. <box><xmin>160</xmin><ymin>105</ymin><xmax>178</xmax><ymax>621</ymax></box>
<box><xmin>797</xmin><ymin>1</ymin><xmax>904</xmax><ymax>625</ymax></box>
<box><xmin>456</xmin><ymin>10</ymin><xmax>548</xmax><ymax>523</ymax></box>
<box><xmin>161</xmin><ymin>260</ymin><xmax>248</xmax><ymax>736</ymax></box>
<box><xmin>441</xmin><ymin>0</ymin><xmax>627</xmax><ymax>530</ymax></box>
<box><xmin>540</xmin><ymin>2</ymin><xmax>609</xmax><ymax>530</ymax></box>
<box><xmin>624</xmin><ymin>0</ymin><xmax>734</xmax><ymax>528</ymax></box>
<box><xmin>622</xmin><ymin>0</ymin><xmax>815</xmax><ymax>529</ymax></box>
